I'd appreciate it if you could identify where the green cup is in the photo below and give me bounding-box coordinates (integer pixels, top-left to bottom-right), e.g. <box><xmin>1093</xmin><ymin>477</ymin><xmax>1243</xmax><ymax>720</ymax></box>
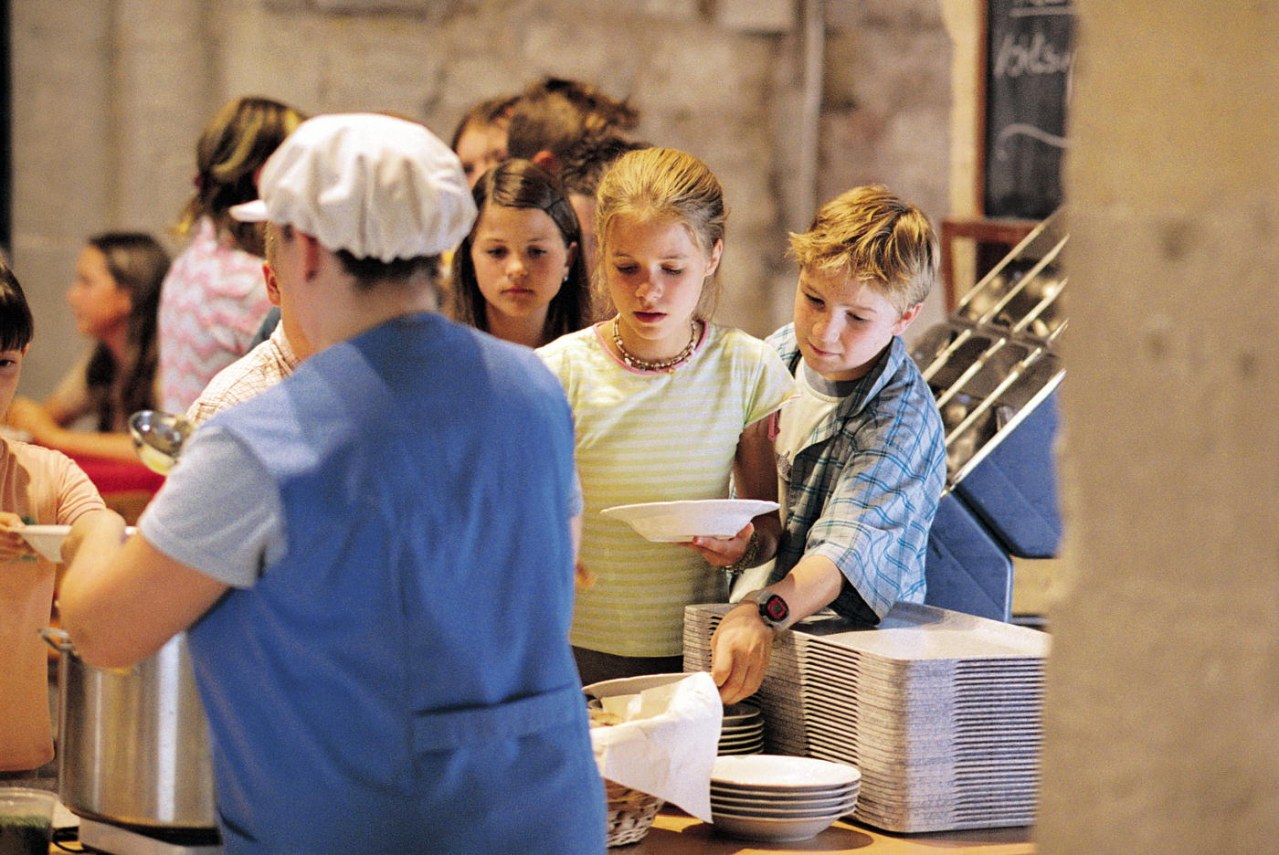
<box><xmin>0</xmin><ymin>787</ymin><xmax>56</xmax><ymax>855</ymax></box>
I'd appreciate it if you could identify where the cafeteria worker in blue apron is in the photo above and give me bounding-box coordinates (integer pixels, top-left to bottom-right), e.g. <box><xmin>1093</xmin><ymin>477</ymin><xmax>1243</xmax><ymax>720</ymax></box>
<box><xmin>59</xmin><ymin>113</ymin><xmax>606</xmax><ymax>855</ymax></box>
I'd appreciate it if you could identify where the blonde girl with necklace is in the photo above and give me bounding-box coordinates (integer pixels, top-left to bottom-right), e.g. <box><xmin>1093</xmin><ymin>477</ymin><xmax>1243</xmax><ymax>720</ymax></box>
<box><xmin>537</xmin><ymin>147</ymin><xmax>793</xmax><ymax>686</ymax></box>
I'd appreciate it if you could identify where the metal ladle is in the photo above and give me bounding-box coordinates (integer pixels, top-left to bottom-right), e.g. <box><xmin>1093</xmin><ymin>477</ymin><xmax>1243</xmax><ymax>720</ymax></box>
<box><xmin>129</xmin><ymin>410</ymin><xmax>193</xmax><ymax>475</ymax></box>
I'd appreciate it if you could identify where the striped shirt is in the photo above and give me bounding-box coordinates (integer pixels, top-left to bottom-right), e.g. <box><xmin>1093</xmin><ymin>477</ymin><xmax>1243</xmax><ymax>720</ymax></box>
<box><xmin>185</xmin><ymin>323</ymin><xmax>300</xmax><ymax>427</ymax></box>
<box><xmin>538</xmin><ymin>322</ymin><xmax>794</xmax><ymax>657</ymax></box>
<box><xmin>767</xmin><ymin>324</ymin><xmax>946</xmax><ymax>624</ymax></box>
<box><xmin>158</xmin><ymin>218</ymin><xmax>272</xmax><ymax>414</ymax></box>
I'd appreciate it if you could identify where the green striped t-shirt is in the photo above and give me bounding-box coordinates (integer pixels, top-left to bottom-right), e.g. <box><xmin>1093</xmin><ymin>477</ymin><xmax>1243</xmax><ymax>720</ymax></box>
<box><xmin>537</xmin><ymin>322</ymin><xmax>794</xmax><ymax>656</ymax></box>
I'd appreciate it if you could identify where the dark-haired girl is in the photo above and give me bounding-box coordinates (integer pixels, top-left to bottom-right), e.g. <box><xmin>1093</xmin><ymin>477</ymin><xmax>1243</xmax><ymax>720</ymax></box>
<box><xmin>451</xmin><ymin>159</ymin><xmax>591</xmax><ymax>348</ymax></box>
<box><xmin>8</xmin><ymin>232</ymin><xmax>169</xmax><ymax>462</ymax></box>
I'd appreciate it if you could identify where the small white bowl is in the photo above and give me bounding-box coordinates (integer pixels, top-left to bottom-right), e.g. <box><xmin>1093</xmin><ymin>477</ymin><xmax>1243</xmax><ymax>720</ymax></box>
<box><xmin>582</xmin><ymin>672</ymin><xmax>690</xmax><ymax>701</ymax></box>
<box><xmin>711</xmin><ymin>754</ymin><xmax>861</xmax><ymax>790</ymax></box>
<box><xmin>20</xmin><ymin>525</ymin><xmax>71</xmax><ymax>562</ymax></box>
<box><xmin>710</xmin><ymin>810</ymin><xmax>846</xmax><ymax>843</ymax></box>
<box><xmin>601</xmin><ymin>499</ymin><xmax>779</xmax><ymax>543</ymax></box>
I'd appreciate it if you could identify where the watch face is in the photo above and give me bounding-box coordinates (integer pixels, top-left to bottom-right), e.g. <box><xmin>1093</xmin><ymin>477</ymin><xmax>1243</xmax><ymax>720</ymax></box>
<box><xmin>762</xmin><ymin>593</ymin><xmax>789</xmax><ymax>623</ymax></box>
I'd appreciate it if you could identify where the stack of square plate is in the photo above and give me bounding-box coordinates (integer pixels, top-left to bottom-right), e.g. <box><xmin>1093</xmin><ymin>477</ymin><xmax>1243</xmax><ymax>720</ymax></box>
<box><xmin>709</xmin><ymin>754</ymin><xmax>860</xmax><ymax>842</ymax></box>
<box><xmin>684</xmin><ymin>601</ymin><xmax>1049</xmax><ymax>833</ymax></box>
<box><xmin>718</xmin><ymin>702</ymin><xmax>765</xmax><ymax>755</ymax></box>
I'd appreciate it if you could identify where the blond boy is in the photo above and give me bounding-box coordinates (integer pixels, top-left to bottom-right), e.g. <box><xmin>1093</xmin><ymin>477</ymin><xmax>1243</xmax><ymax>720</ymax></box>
<box><xmin>710</xmin><ymin>185</ymin><xmax>947</xmax><ymax>702</ymax></box>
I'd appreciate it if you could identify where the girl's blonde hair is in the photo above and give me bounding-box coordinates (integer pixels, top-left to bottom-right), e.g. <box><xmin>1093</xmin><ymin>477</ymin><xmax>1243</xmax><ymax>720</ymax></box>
<box><xmin>593</xmin><ymin>147</ymin><xmax>728</xmax><ymax>319</ymax></box>
<box><xmin>175</xmin><ymin>96</ymin><xmax>308</xmax><ymax>256</ymax></box>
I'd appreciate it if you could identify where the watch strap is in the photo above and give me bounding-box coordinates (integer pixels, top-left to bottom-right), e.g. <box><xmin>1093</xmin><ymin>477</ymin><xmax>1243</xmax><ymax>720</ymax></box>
<box><xmin>741</xmin><ymin>588</ymin><xmax>795</xmax><ymax>633</ymax></box>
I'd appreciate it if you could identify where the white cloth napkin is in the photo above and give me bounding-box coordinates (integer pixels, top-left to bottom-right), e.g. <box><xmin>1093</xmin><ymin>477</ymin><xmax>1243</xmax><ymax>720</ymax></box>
<box><xmin>590</xmin><ymin>671</ymin><xmax>723</xmax><ymax>822</ymax></box>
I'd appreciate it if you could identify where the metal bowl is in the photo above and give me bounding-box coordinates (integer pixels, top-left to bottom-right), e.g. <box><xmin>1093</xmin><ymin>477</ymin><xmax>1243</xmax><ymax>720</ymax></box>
<box><xmin>128</xmin><ymin>410</ymin><xmax>193</xmax><ymax>474</ymax></box>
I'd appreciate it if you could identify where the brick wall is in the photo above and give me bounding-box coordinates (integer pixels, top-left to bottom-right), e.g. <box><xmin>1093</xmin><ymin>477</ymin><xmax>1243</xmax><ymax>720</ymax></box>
<box><xmin>10</xmin><ymin>0</ymin><xmax>953</xmax><ymax>395</ymax></box>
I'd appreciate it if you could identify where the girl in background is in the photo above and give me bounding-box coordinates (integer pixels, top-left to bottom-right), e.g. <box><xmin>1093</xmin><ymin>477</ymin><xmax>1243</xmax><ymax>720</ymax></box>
<box><xmin>158</xmin><ymin>95</ymin><xmax>307</xmax><ymax>413</ymax></box>
<box><xmin>505</xmin><ymin>76</ymin><xmax>640</xmax><ymax>174</ymax></box>
<box><xmin>536</xmin><ymin>147</ymin><xmax>793</xmax><ymax>684</ymax></box>
<box><xmin>8</xmin><ymin>232</ymin><xmax>169</xmax><ymax>463</ymax></box>
<box><xmin>452</xmin><ymin>159</ymin><xmax>591</xmax><ymax>348</ymax></box>
<box><xmin>450</xmin><ymin>93</ymin><xmax>518</xmax><ymax>188</ymax></box>
<box><xmin>0</xmin><ymin>260</ymin><xmax>107</xmax><ymax>774</ymax></box>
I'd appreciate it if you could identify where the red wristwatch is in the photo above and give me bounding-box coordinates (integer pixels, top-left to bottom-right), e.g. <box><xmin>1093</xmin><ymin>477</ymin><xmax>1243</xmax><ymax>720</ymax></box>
<box><xmin>741</xmin><ymin>589</ymin><xmax>793</xmax><ymax>632</ymax></box>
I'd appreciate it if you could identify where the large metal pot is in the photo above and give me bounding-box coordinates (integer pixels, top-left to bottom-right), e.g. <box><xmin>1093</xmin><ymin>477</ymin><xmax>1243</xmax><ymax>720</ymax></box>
<box><xmin>42</xmin><ymin>628</ymin><xmax>217</xmax><ymax>829</ymax></box>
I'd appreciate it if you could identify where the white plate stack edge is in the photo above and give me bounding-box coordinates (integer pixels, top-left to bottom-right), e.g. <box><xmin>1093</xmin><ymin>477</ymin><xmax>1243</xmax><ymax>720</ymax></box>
<box><xmin>717</xmin><ymin>701</ymin><xmax>765</xmax><ymax>756</ymax></box>
<box><xmin>708</xmin><ymin>754</ymin><xmax>860</xmax><ymax>842</ymax></box>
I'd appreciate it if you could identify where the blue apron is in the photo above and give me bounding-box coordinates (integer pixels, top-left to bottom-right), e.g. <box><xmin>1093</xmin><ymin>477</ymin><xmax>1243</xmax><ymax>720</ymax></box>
<box><xmin>188</xmin><ymin>314</ymin><xmax>605</xmax><ymax>854</ymax></box>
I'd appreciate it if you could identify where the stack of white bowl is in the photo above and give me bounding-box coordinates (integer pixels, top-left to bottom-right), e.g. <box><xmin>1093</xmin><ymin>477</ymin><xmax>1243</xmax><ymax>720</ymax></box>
<box><xmin>708</xmin><ymin>754</ymin><xmax>860</xmax><ymax>842</ymax></box>
<box><xmin>717</xmin><ymin>702</ymin><xmax>764</xmax><ymax>755</ymax></box>
<box><xmin>684</xmin><ymin>601</ymin><xmax>1049</xmax><ymax>833</ymax></box>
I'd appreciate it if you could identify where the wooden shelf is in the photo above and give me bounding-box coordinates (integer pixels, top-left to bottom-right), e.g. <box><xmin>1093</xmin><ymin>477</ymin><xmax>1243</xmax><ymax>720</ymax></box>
<box><xmin>940</xmin><ymin>216</ymin><xmax>1038</xmax><ymax>311</ymax></box>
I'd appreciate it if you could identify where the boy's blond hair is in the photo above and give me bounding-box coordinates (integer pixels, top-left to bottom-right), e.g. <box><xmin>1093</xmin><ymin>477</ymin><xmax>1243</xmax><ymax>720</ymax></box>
<box><xmin>788</xmin><ymin>185</ymin><xmax>937</xmax><ymax>315</ymax></box>
<box><xmin>594</xmin><ymin>147</ymin><xmax>728</xmax><ymax>318</ymax></box>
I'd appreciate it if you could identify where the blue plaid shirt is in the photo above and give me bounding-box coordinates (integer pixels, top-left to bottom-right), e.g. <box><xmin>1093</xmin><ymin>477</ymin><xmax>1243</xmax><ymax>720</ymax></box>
<box><xmin>767</xmin><ymin>324</ymin><xmax>946</xmax><ymax>624</ymax></box>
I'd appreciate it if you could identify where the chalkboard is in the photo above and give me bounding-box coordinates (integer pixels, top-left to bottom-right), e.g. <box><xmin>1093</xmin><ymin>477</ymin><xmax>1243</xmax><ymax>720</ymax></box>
<box><xmin>983</xmin><ymin>0</ymin><xmax>1075</xmax><ymax>219</ymax></box>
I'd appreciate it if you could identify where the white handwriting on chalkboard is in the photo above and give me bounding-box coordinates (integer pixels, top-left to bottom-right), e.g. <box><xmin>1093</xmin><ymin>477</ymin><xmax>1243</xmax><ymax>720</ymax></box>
<box><xmin>994</xmin><ymin>31</ymin><xmax>1073</xmax><ymax>78</ymax></box>
<box><xmin>994</xmin><ymin>123</ymin><xmax>1070</xmax><ymax>160</ymax></box>
<box><xmin>1010</xmin><ymin>0</ymin><xmax>1072</xmax><ymax>17</ymax></box>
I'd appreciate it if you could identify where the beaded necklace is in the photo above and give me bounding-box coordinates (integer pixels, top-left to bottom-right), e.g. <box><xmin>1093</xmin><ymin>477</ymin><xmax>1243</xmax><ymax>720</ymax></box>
<box><xmin>611</xmin><ymin>316</ymin><xmax>700</xmax><ymax>373</ymax></box>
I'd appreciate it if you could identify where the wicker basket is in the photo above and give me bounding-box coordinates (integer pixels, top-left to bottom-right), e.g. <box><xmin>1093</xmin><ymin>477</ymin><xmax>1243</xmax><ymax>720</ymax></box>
<box><xmin>604</xmin><ymin>778</ymin><xmax>664</xmax><ymax>847</ymax></box>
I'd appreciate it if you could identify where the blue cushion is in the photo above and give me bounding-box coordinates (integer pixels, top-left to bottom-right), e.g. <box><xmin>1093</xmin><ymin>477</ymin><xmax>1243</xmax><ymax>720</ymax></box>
<box><xmin>953</xmin><ymin>388</ymin><xmax>1062</xmax><ymax>558</ymax></box>
<box><xmin>924</xmin><ymin>493</ymin><xmax>1014</xmax><ymax>622</ymax></box>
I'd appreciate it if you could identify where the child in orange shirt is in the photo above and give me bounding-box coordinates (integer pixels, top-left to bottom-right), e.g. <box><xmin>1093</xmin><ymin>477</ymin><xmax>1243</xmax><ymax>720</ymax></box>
<box><xmin>0</xmin><ymin>259</ymin><xmax>108</xmax><ymax>773</ymax></box>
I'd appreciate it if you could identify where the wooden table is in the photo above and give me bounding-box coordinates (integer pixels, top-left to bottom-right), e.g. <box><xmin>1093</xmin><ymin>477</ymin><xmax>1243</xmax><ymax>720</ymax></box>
<box><xmin>44</xmin><ymin>808</ymin><xmax>1033</xmax><ymax>853</ymax></box>
<box><xmin>632</xmin><ymin>808</ymin><xmax>1034</xmax><ymax>854</ymax></box>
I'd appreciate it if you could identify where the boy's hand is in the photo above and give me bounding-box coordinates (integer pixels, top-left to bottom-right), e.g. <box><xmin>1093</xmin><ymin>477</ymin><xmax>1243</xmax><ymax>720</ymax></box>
<box><xmin>710</xmin><ymin>600</ymin><xmax>774</xmax><ymax>703</ymax></box>
<box><xmin>0</xmin><ymin>510</ymin><xmax>35</xmax><ymax>561</ymax></box>
<box><xmin>688</xmin><ymin>522</ymin><xmax>754</xmax><ymax>568</ymax></box>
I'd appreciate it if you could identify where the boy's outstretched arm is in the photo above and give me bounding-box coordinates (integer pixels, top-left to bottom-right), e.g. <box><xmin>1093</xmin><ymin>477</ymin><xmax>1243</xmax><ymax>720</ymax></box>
<box><xmin>709</xmin><ymin>555</ymin><xmax>844</xmax><ymax>704</ymax></box>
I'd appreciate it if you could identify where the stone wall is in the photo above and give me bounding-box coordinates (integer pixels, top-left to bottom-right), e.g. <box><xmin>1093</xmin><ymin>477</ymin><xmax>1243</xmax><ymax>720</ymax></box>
<box><xmin>9</xmin><ymin>0</ymin><xmax>953</xmax><ymax>396</ymax></box>
<box><xmin>1037</xmin><ymin>2</ymin><xmax>1279</xmax><ymax>852</ymax></box>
